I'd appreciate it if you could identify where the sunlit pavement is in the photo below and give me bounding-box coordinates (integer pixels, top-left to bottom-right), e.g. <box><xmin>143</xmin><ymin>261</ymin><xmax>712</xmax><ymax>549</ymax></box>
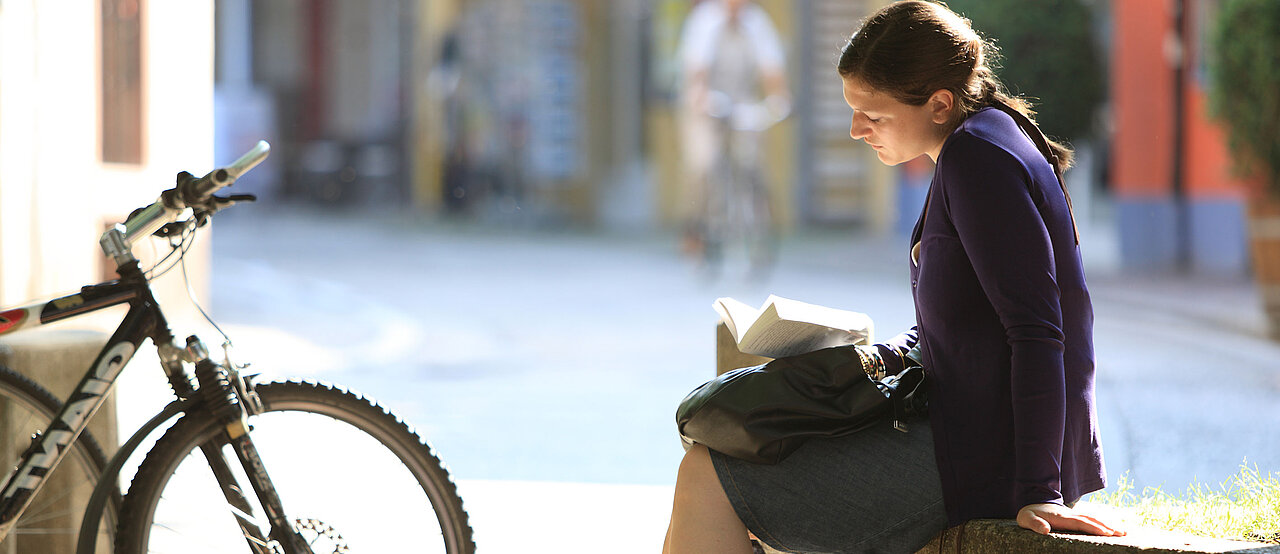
<box><xmin>111</xmin><ymin>204</ymin><xmax>1280</xmax><ymax>553</ymax></box>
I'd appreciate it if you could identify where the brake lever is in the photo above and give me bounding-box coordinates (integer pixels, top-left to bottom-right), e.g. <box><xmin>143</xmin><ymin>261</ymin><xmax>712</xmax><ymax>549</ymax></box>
<box><xmin>193</xmin><ymin>193</ymin><xmax>258</xmax><ymax>228</ymax></box>
<box><xmin>153</xmin><ymin>194</ymin><xmax>258</xmax><ymax>236</ymax></box>
<box><xmin>207</xmin><ymin>193</ymin><xmax>257</xmax><ymax>213</ymax></box>
<box><xmin>153</xmin><ymin>221</ymin><xmax>189</xmax><ymax>238</ymax></box>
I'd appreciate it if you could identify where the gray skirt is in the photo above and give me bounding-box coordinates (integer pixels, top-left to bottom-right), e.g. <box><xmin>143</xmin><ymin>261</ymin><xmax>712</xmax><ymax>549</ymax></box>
<box><xmin>709</xmin><ymin>420</ymin><xmax>947</xmax><ymax>554</ymax></box>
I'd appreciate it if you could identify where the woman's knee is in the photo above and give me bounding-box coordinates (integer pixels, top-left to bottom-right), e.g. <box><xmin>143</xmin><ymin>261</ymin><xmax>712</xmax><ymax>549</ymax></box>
<box><xmin>674</xmin><ymin>444</ymin><xmax>730</xmax><ymax>509</ymax></box>
<box><xmin>676</xmin><ymin>443</ymin><xmax>718</xmax><ymax>487</ymax></box>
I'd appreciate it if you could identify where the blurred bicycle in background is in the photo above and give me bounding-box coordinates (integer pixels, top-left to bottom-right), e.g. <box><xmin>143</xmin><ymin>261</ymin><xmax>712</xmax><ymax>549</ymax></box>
<box><xmin>698</xmin><ymin>91</ymin><xmax>790</xmax><ymax>281</ymax></box>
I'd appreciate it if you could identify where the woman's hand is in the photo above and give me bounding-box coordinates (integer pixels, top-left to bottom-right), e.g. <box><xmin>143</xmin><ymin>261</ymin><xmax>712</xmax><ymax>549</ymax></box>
<box><xmin>1016</xmin><ymin>503</ymin><xmax>1126</xmax><ymax>537</ymax></box>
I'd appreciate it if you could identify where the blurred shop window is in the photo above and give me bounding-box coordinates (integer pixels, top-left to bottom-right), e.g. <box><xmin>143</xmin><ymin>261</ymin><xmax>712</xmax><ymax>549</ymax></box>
<box><xmin>438</xmin><ymin>0</ymin><xmax>582</xmax><ymax>217</ymax></box>
<box><xmin>101</xmin><ymin>0</ymin><xmax>144</xmax><ymax>165</ymax></box>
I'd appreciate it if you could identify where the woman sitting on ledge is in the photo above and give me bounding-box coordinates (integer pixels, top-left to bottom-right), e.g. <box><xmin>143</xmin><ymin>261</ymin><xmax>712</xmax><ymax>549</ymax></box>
<box><xmin>663</xmin><ymin>2</ymin><xmax>1126</xmax><ymax>552</ymax></box>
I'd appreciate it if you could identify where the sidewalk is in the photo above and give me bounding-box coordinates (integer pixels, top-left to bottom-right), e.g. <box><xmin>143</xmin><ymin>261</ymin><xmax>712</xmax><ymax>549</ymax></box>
<box><xmin>456</xmin><ymin>479</ymin><xmax>675</xmax><ymax>553</ymax></box>
<box><xmin>119</xmin><ymin>206</ymin><xmax>1278</xmax><ymax>553</ymax></box>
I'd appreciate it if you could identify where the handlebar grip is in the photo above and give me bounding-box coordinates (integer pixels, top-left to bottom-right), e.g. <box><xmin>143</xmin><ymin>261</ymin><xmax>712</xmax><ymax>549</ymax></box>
<box><xmin>225</xmin><ymin>140</ymin><xmax>270</xmax><ymax>181</ymax></box>
<box><xmin>189</xmin><ymin>168</ymin><xmax>233</xmax><ymax>202</ymax></box>
<box><xmin>180</xmin><ymin>140</ymin><xmax>271</xmax><ymax>205</ymax></box>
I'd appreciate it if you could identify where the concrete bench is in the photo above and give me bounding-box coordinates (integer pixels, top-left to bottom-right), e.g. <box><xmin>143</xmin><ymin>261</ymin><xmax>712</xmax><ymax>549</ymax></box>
<box><xmin>714</xmin><ymin>323</ymin><xmax>1280</xmax><ymax>554</ymax></box>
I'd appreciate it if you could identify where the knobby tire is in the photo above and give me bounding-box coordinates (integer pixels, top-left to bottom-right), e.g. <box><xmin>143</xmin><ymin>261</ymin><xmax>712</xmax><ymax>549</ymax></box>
<box><xmin>114</xmin><ymin>380</ymin><xmax>474</xmax><ymax>553</ymax></box>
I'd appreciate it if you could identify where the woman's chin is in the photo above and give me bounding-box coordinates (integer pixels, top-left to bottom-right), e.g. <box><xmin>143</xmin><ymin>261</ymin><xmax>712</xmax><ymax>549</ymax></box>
<box><xmin>876</xmin><ymin>151</ymin><xmax>904</xmax><ymax>166</ymax></box>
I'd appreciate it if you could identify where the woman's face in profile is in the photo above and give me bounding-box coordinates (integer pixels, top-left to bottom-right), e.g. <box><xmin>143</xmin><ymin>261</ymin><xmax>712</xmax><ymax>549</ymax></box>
<box><xmin>842</xmin><ymin>77</ymin><xmax>948</xmax><ymax>165</ymax></box>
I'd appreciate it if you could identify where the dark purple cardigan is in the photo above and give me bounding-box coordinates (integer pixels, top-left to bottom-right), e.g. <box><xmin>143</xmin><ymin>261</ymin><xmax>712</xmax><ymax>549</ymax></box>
<box><xmin>889</xmin><ymin>107</ymin><xmax>1107</xmax><ymax>525</ymax></box>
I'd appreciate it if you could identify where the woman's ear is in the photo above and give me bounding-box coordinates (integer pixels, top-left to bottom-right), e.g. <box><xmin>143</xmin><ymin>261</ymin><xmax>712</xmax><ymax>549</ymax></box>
<box><xmin>928</xmin><ymin>89</ymin><xmax>955</xmax><ymax>124</ymax></box>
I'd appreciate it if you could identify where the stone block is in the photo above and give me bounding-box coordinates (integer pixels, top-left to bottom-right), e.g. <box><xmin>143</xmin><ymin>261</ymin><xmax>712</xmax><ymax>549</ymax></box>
<box><xmin>716</xmin><ymin>322</ymin><xmax>772</xmax><ymax>375</ymax></box>
<box><xmin>915</xmin><ymin>518</ymin><xmax>1280</xmax><ymax>554</ymax></box>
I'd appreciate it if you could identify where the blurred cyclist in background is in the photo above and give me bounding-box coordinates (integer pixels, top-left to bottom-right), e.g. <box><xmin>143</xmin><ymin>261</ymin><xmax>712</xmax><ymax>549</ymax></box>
<box><xmin>676</xmin><ymin>0</ymin><xmax>790</xmax><ymax>258</ymax></box>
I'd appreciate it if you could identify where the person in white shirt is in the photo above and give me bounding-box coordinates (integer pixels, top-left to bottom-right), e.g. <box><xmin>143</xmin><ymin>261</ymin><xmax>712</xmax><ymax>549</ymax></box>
<box><xmin>676</xmin><ymin>0</ymin><xmax>790</xmax><ymax>257</ymax></box>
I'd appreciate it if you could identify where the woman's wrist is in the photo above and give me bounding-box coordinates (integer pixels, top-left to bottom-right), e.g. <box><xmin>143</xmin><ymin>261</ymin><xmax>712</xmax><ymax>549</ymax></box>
<box><xmin>854</xmin><ymin>344</ymin><xmax>887</xmax><ymax>379</ymax></box>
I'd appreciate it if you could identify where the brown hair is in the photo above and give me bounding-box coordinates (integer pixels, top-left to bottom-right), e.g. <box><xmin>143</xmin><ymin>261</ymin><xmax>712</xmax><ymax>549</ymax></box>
<box><xmin>837</xmin><ymin>0</ymin><xmax>1074</xmax><ymax>168</ymax></box>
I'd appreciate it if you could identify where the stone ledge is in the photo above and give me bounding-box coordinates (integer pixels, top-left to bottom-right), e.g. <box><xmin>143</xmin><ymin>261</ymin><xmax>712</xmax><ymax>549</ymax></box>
<box><xmin>918</xmin><ymin>519</ymin><xmax>1280</xmax><ymax>554</ymax></box>
<box><xmin>0</xmin><ymin>329</ymin><xmax>116</xmax><ymax>452</ymax></box>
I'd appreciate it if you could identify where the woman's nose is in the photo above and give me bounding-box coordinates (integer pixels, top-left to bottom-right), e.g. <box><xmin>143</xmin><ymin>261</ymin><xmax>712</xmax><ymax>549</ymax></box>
<box><xmin>849</xmin><ymin>118</ymin><xmax>871</xmax><ymax>140</ymax></box>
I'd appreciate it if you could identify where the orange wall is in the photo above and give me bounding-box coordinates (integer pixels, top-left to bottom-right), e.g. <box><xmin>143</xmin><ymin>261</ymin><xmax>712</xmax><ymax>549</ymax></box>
<box><xmin>1183</xmin><ymin>88</ymin><xmax>1247</xmax><ymax>200</ymax></box>
<box><xmin>1112</xmin><ymin>0</ymin><xmax>1174</xmax><ymax>198</ymax></box>
<box><xmin>1112</xmin><ymin>0</ymin><xmax>1250</xmax><ymax>201</ymax></box>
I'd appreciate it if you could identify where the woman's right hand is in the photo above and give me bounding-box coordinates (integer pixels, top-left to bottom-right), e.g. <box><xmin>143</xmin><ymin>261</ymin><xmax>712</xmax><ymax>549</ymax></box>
<box><xmin>1016</xmin><ymin>503</ymin><xmax>1126</xmax><ymax>537</ymax></box>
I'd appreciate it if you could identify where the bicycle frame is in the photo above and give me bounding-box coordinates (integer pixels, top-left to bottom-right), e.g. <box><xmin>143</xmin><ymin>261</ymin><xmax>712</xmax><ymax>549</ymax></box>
<box><xmin>0</xmin><ymin>260</ymin><xmax>295</xmax><ymax>554</ymax></box>
<box><xmin>0</xmin><ymin>265</ymin><xmax>162</xmax><ymax>539</ymax></box>
<box><xmin>699</xmin><ymin>99</ymin><xmax>780</xmax><ymax>276</ymax></box>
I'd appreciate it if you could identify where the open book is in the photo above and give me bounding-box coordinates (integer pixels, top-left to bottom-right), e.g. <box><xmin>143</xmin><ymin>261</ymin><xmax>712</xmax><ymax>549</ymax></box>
<box><xmin>713</xmin><ymin>295</ymin><xmax>873</xmax><ymax>358</ymax></box>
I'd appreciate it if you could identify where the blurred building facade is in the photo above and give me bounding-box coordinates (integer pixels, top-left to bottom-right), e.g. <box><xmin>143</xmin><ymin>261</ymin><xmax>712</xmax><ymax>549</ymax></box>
<box><xmin>0</xmin><ymin>0</ymin><xmax>215</xmax><ymax>311</ymax></box>
<box><xmin>215</xmin><ymin>0</ymin><xmax>414</xmax><ymax>209</ymax></box>
<box><xmin>212</xmin><ymin>0</ymin><xmax>1258</xmax><ymax>275</ymax></box>
<box><xmin>414</xmin><ymin>0</ymin><xmax>620</xmax><ymax>224</ymax></box>
<box><xmin>425</xmin><ymin>0</ymin><xmax>897</xmax><ymax>230</ymax></box>
<box><xmin>225</xmin><ymin>0</ymin><xmax>898</xmax><ymax>231</ymax></box>
<box><xmin>1110</xmin><ymin>0</ymin><xmax>1251</xmax><ymax>275</ymax></box>
<box><xmin>0</xmin><ymin>0</ymin><xmax>1260</xmax><ymax>307</ymax></box>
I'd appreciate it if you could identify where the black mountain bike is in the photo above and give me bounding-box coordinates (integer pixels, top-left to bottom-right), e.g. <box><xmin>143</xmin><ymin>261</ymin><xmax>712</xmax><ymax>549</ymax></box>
<box><xmin>0</xmin><ymin>141</ymin><xmax>474</xmax><ymax>553</ymax></box>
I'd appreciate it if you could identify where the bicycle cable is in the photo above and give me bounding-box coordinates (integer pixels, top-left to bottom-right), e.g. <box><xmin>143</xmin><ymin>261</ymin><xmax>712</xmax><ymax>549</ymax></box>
<box><xmin>176</xmin><ymin>219</ymin><xmax>235</xmax><ymax>350</ymax></box>
<box><xmin>143</xmin><ymin>217</ymin><xmax>198</xmax><ymax>281</ymax></box>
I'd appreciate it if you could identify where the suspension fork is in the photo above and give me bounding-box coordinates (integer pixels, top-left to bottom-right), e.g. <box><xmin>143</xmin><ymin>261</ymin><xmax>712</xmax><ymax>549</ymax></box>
<box><xmin>198</xmin><ymin>439</ymin><xmax>275</xmax><ymax>554</ymax></box>
<box><xmin>146</xmin><ymin>306</ymin><xmax>272</xmax><ymax>552</ymax></box>
<box><xmin>184</xmin><ymin>337</ymin><xmax>314</xmax><ymax>554</ymax></box>
<box><xmin>196</xmin><ymin>430</ymin><xmax>314</xmax><ymax>554</ymax></box>
<box><xmin>220</xmin><ymin>430</ymin><xmax>314</xmax><ymax>553</ymax></box>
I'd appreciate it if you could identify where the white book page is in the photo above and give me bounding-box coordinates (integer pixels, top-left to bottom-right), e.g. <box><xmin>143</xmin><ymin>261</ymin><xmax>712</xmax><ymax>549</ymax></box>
<box><xmin>737</xmin><ymin>317</ymin><xmax>848</xmax><ymax>358</ymax></box>
<box><xmin>712</xmin><ymin>297</ymin><xmax>761</xmax><ymax>342</ymax></box>
<box><xmin>767</xmin><ymin>295</ymin><xmax>872</xmax><ymax>341</ymax></box>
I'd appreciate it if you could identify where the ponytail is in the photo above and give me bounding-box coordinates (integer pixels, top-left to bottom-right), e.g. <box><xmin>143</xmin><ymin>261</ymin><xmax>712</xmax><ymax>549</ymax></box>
<box><xmin>972</xmin><ymin>72</ymin><xmax>1075</xmax><ymax>171</ymax></box>
<box><xmin>988</xmin><ymin>94</ymin><xmax>1081</xmax><ymax>244</ymax></box>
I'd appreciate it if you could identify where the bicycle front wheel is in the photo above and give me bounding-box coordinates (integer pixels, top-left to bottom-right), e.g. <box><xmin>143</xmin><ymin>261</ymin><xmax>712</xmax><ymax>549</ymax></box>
<box><xmin>737</xmin><ymin>170</ymin><xmax>777</xmax><ymax>275</ymax></box>
<box><xmin>115</xmin><ymin>381</ymin><xmax>474</xmax><ymax>553</ymax></box>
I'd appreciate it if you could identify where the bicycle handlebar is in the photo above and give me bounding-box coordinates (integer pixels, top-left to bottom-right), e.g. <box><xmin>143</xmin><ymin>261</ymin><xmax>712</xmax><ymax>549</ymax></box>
<box><xmin>102</xmin><ymin>141</ymin><xmax>270</xmax><ymax>266</ymax></box>
<box><xmin>224</xmin><ymin>140</ymin><xmax>270</xmax><ymax>181</ymax></box>
<box><xmin>169</xmin><ymin>140</ymin><xmax>270</xmax><ymax>210</ymax></box>
<box><xmin>704</xmin><ymin>91</ymin><xmax>791</xmax><ymax>133</ymax></box>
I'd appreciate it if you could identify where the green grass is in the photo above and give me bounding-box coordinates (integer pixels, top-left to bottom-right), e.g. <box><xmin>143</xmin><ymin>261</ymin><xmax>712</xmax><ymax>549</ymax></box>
<box><xmin>1086</xmin><ymin>462</ymin><xmax>1280</xmax><ymax>544</ymax></box>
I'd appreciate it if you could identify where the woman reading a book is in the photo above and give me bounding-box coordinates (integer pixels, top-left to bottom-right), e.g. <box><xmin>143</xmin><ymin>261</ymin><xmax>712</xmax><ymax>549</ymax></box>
<box><xmin>663</xmin><ymin>2</ymin><xmax>1124</xmax><ymax>552</ymax></box>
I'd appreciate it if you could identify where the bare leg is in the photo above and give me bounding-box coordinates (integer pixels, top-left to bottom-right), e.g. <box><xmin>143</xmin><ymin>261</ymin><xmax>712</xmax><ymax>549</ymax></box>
<box><xmin>663</xmin><ymin>444</ymin><xmax>754</xmax><ymax>554</ymax></box>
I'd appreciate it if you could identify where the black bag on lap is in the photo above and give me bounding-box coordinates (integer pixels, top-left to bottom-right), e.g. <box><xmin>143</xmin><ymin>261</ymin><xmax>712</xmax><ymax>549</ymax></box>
<box><xmin>676</xmin><ymin>345</ymin><xmax>927</xmax><ymax>465</ymax></box>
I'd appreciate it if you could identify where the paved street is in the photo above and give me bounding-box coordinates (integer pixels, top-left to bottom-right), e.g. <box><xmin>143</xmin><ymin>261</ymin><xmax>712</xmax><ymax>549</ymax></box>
<box><xmin>138</xmin><ymin>205</ymin><xmax>1280</xmax><ymax>552</ymax></box>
